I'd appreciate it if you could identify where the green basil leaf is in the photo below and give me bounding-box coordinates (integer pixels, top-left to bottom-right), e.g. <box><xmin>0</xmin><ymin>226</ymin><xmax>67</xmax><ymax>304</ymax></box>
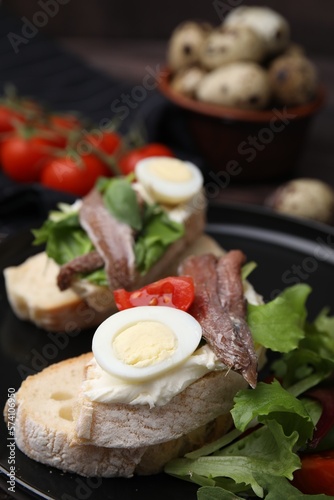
<box><xmin>102</xmin><ymin>178</ymin><xmax>142</xmax><ymax>231</ymax></box>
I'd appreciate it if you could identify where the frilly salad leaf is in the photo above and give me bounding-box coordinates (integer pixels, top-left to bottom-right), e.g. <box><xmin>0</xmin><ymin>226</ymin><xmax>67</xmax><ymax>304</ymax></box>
<box><xmin>198</xmin><ymin>481</ymin><xmax>334</xmax><ymax>500</ymax></box>
<box><xmin>247</xmin><ymin>284</ymin><xmax>311</xmax><ymax>352</ymax></box>
<box><xmin>272</xmin><ymin>307</ymin><xmax>334</xmax><ymax>395</ymax></box>
<box><xmin>252</xmin><ymin>474</ymin><xmax>334</xmax><ymax>500</ymax></box>
<box><xmin>165</xmin><ymin>420</ymin><xmax>300</xmax><ymax>498</ymax></box>
<box><xmin>166</xmin><ymin>287</ymin><xmax>334</xmax><ymax>499</ymax></box>
<box><xmin>134</xmin><ymin>203</ymin><xmax>184</xmax><ymax>274</ymax></box>
<box><xmin>32</xmin><ymin>203</ymin><xmax>93</xmax><ymax>265</ymax></box>
<box><xmin>231</xmin><ymin>380</ymin><xmax>314</xmax><ymax>447</ymax></box>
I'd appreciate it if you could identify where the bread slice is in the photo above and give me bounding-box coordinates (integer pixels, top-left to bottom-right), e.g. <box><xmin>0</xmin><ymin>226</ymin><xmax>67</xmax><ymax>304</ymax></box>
<box><xmin>3</xmin><ymin>205</ymin><xmax>207</xmax><ymax>332</ymax></box>
<box><xmin>5</xmin><ymin>352</ymin><xmax>241</xmax><ymax>477</ymax></box>
<box><xmin>4</xmin><ymin>354</ymin><xmax>144</xmax><ymax>477</ymax></box>
<box><xmin>73</xmin><ymin>361</ymin><xmax>248</xmax><ymax>450</ymax></box>
<box><xmin>3</xmin><ymin>253</ymin><xmax>110</xmax><ymax>332</ymax></box>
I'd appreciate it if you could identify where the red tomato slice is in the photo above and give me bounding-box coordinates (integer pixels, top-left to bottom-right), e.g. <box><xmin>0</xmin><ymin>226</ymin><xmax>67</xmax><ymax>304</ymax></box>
<box><xmin>119</xmin><ymin>143</ymin><xmax>174</xmax><ymax>176</ymax></box>
<box><xmin>114</xmin><ymin>276</ymin><xmax>195</xmax><ymax>311</ymax></box>
<box><xmin>292</xmin><ymin>451</ymin><xmax>334</xmax><ymax>496</ymax></box>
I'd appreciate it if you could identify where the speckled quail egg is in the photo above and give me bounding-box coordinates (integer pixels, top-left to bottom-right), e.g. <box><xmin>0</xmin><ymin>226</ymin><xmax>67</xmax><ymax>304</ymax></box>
<box><xmin>199</xmin><ymin>25</ymin><xmax>266</xmax><ymax>70</ymax></box>
<box><xmin>265</xmin><ymin>178</ymin><xmax>334</xmax><ymax>224</ymax></box>
<box><xmin>167</xmin><ymin>21</ymin><xmax>212</xmax><ymax>73</ymax></box>
<box><xmin>135</xmin><ymin>156</ymin><xmax>203</xmax><ymax>205</ymax></box>
<box><xmin>92</xmin><ymin>306</ymin><xmax>203</xmax><ymax>382</ymax></box>
<box><xmin>170</xmin><ymin>66</ymin><xmax>206</xmax><ymax>97</ymax></box>
<box><xmin>196</xmin><ymin>62</ymin><xmax>271</xmax><ymax>109</ymax></box>
<box><xmin>283</xmin><ymin>42</ymin><xmax>305</xmax><ymax>58</ymax></box>
<box><xmin>224</xmin><ymin>6</ymin><xmax>290</xmax><ymax>55</ymax></box>
<box><xmin>268</xmin><ymin>55</ymin><xmax>318</xmax><ymax>106</ymax></box>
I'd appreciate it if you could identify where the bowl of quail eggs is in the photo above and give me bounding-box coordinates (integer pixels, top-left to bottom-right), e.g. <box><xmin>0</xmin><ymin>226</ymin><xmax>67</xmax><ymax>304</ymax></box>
<box><xmin>159</xmin><ymin>6</ymin><xmax>325</xmax><ymax>182</ymax></box>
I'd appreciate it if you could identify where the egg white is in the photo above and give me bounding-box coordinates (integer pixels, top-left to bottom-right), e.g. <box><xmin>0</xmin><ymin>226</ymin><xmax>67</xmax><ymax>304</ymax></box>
<box><xmin>135</xmin><ymin>156</ymin><xmax>203</xmax><ymax>205</ymax></box>
<box><xmin>92</xmin><ymin>306</ymin><xmax>202</xmax><ymax>382</ymax></box>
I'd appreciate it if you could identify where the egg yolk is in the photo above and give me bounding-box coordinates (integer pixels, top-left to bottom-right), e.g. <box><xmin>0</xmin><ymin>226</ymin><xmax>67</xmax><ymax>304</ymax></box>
<box><xmin>148</xmin><ymin>158</ymin><xmax>192</xmax><ymax>183</ymax></box>
<box><xmin>112</xmin><ymin>321</ymin><xmax>177</xmax><ymax>368</ymax></box>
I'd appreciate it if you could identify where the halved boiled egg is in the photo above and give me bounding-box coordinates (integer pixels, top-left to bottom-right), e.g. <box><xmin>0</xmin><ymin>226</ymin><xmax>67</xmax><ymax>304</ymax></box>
<box><xmin>92</xmin><ymin>306</ymin><xmax>202</xmax><ymax>382</ymax></box>
<box><xmin>135</xmin><ymin>156</ymin><xmax>203</xmax><ymax>205</ymax></box>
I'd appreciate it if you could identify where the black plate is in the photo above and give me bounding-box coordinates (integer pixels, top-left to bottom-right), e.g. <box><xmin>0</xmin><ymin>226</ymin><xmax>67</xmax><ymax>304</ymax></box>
<box><xmin>1</xmin><ymin>202</ymin><xmax>334</xmax><ymax>500</ymax></box>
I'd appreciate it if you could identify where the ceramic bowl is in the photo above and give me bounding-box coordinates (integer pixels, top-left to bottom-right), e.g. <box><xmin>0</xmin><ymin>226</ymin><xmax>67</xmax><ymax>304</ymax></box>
<box><xmin>159</xmin><ymin>69</ymin><xmax>326</xmax><ymax>183</ymax></box>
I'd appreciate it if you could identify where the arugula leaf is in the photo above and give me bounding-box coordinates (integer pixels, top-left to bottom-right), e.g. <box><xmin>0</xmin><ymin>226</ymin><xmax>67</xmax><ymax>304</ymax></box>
<box><xmin>247</xmin><ymin>284</ymin><xmax>311</xmax><ymax>352</ymax></box>
<box><xmin>101</xmin><ymin>177</ymin><xmax>142</xmax><ymax>231</ymax></box>
<box><xmin>231</xmin><ymin>380</ymin><xmax>314</xmax><ymax>447</ymax></box>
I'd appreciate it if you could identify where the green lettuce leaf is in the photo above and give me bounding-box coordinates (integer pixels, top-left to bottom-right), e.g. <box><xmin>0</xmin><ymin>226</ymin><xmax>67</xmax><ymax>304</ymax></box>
<box><xmin>134</xmin><ymin>204</ymin><xmax>184</xmax><ymax>273</ymax></box>
<box><xmin>231</xmin><ymin>380</ymin><xmax>314</xmax><ymax>447</ymax></box>
<box><xmin>166</xmin><ymin>285</ymin><xmax>334</xmax><ymax>499</ymax></box>
<box><xmin>165</xmin><ymin>420</ymin><xmax>300</xmax><ymax>498</ymax></box>
<box><xmin>32</xmin><ymin>204</ymin><xmax>93</xmax><ymax>265</ymax></box>
<box><xmin>253</xmin><ymin>474</ymin><xmax>334</xmax><ymax>499</ymax></box>
<box><xmin>83</xmin><ymin>268</ymin><xmax>108</xmax><ymax>287</ymax></box>
<box><xmin>197</xmin><ymin>486</ymin><xmax>244</xmax><ymax>499</ymax></box>
<box><xmin>272</xmin><ymin>307</ymin><xmax>334</xmax><ymax>394</ymax></box>
<box><xmin>304</xmin><ymin>308</ymin><xmax>334</xmax><ymax>359</ymax></box>
<box><xmin>247</xmin><ymin>284</ymin><xmax>311</xmax><ymax>352</ymax></box>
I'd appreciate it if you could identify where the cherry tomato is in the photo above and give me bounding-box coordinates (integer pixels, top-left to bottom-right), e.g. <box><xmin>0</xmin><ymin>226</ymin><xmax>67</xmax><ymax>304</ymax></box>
<box><xmin>1</xmin><ymin>135</ymin><xmax>57</xmax><ymax>182</ymax></box>
<box><xmin>35</xmin><ymin>124</ymin><xmax>69</xmax><ymax>149</ymax></box>
<box><xmin>0</xmin><ymin>105</ymin><xmax>25</xmax><ymax>134</ymax></box>
<box><xmin>114</xmin><ymin>276</ymin><xmax>195</xmax><ymax>312</ymax></box>
<box><xmin>39</xmin><ymin>114</ymin><xmax>83</xmax><ymax>149</ymax></box>
<box><xmin>50</xmin><ymin>113</ymin><xmax>83</xmax><ymax>132</ymax></box>
<box><xmin>86</xmin><ymin>130</ymin><xmax>122</xmax><ymax>156</ymax></box>
<box><xmin>41</xmin><ymin>153</ymin><xmax>110</xmax><ymax>197</ymax></box>
<box><xmin>118</xmin><ymin>143</ymin><xmax>174</xmax><ymax>176</ymax></box>
<box><xmin>292</xmin><ymin>451</ymin><xmax>334</xmax><ymax>496</ymax></box>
